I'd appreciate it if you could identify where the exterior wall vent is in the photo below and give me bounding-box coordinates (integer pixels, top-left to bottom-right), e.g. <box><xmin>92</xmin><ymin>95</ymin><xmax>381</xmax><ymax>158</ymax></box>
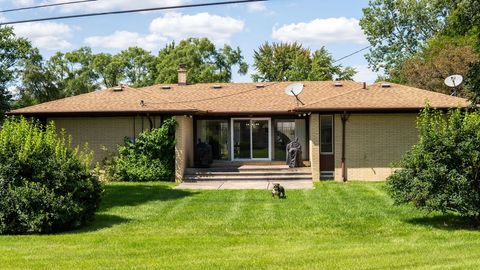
<box><xmin>161</xmin><ymin>85</ymin><xmax>171</xmax><ymax>90</ymax></box>
<box><xmin>381</xmin><ymin>83</ymin><xmax>391</xmax><ymax>88</ymax></box>
<box><xmin>256</xmin><ymin>84</ymin><xmax>265</xmax><ymax>88</ymax></box>
<box><xmin>334</xmin><ymin>82</ymin><xmax>343</xmax><ymax>87</ymax></box>
<box><xmin>212</xmin><ymin>85</ymin><xmax>222</xmax><ymax>89</ymax></box>
<box><xmin>112</xmin><ymin>85</ymin><xmax>123</xmax><ymax>92</ymax></box>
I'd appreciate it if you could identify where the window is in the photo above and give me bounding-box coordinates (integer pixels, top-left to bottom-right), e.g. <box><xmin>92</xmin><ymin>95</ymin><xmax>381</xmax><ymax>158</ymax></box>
<box><xmin>274</xmin><ymin>120</ymin><xmax>295</xmax><ymax>160</ymax></box>
<box><xmin>320</xmin><ymin>115</ymin><xmax>333</xmax><ymax>153</ymax></box>
<box><xmin>196</xmin><ymin>120</ymin><xmax>229</xmax><ymax>160</ymax></box>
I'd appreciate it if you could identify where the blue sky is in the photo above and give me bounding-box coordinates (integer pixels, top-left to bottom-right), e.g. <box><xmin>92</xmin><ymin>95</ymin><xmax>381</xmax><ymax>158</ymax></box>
<box><xmin>0</xmin><ymin>0</ymin><xmax>377</xmax><ymax>82</ymax></box>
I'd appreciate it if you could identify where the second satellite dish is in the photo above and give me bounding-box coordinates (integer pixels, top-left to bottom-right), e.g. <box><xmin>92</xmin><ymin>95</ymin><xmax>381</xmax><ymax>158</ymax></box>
<box><xmin>444</xmin><ymin>74</ymin><xmax>463</xmax><ymax>88</ymax></box>
<box><xmin>285</xmin><ymin>83</ymin><xmax>304</xmax><ymax>96</ymax></box>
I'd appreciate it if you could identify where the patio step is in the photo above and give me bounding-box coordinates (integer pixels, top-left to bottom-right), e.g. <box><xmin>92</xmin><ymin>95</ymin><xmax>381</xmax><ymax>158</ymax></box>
<box><xmin>185</xmin><ymin>166</ymin><xmax>311</xmax><ymax>173</ymax></box>
<box><xmin>183</xmin><ymin>166</ymin><xmax>312</xmax><ymax>182</ymax></box>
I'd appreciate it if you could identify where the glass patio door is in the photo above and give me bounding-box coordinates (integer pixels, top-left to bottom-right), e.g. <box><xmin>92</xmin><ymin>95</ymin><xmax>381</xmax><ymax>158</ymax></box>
<box><xmin>232</xmin><ymin>118</ymin><xmax>271</xmax><ymax>160</ymax></box>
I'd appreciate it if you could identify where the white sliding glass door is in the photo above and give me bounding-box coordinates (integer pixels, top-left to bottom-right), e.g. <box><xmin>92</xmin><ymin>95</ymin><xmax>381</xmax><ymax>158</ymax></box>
<box><xmin>231</xmin><ymin>118</ymin><xmax>271</xmax><ymax>160</ymax></box>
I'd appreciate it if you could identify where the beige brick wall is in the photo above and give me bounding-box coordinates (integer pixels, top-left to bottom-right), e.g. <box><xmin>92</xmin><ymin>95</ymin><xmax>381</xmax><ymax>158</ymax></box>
<box><xmin>175</xmin><ymin>116</ymin><xmax>194</xmax><ymax>182</ymax></box>
<box><xmin>309</xmin><ymin>114</ymin><xmax>320</xmax><ymax>181</ymax></box>
<box><xmin>48</xmin><ymin>116</ymin><xmax>161</xmax><ymax>165</ymax></box>
<box><xmin>333</xmin><ymin>113</ymin><xmax>418</xmax><ymax>181</ymax></box>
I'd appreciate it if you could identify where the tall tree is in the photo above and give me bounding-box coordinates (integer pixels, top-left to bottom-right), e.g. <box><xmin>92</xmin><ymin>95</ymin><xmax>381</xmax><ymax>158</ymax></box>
<box><xmin>384</xmin><ymin>0</ymin><xmax>480</xmax><ymax>104</ymax></box>
<box><xmin>398</xmin><ymin>37</ymin><xmax>479</xmax><ymax>97</ymax></box>
<box><xmin>118</xmin><ymin>47</ymin><xmax>157</xmax><ymax>87</ymax></box>
<box><xmin>0</xmin><ymin>26</ymin><xmax>38</xmax><ymax>118</ymax></box>
<box><xmin>252</xmin><ymin>42</ymin><xmax>356</xmax><ymax>82</ymax></box>
<box><xmin>17</xmin><ymin>55</ymin><xmax>62</xmax><ymax>107</ymax></box>
<box><xmin>62</xmin><ymin>47</ymin><xmax>98</xmax><ymax>95</ymax></box>
<box><xmin>465</xmin><ymin>62</ymin><xmax>480</xmax><ymax>106</ymax></box>
<box><xmin>155</xmin><ymin>38</ymin><xmax>248</xmax><ymax>84</ymax></box>
<box><xmin>17</xmin><ymin>47</ymin><xmax>99</xmax><ymax>107</ymax></box>
<box><xmin>359</xmin><ymin>0</ymin><xmax>452</xmax><ymax>75</ymax></box>
<box><xmin>445</xmin><ymin>0</ymin><xmax>480</xmax><ymax>105</ymax></box>
<box><xmin>445</xmin><ymin>0</ymin><xmax>480</xmax><ymax>41</ymax></box>
<box><xmin>92</xmin><ymin>53</ymin><xmax>124</xmax><ymax>88</ymax></box>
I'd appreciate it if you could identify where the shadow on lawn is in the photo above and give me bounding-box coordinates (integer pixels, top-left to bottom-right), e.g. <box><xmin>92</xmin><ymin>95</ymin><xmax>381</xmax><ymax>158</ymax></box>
<box><xmin>75</xmin><ymin>214</ymin><xmax>131</xmax><ymax>233</ymax></box>
<box><xmin>99</xmin><ymin>183</ymin><xmax>198</xmax><ymax>212</ymax></box>
<box><xmin>73</xmin><ymin>184</ymin><xmax>197</xmax><ymax>233</ymax></box>
<box><xmin>406</xmin><ymin>214</ymin><xmax>479</xmax><ymax>231</ymax></box>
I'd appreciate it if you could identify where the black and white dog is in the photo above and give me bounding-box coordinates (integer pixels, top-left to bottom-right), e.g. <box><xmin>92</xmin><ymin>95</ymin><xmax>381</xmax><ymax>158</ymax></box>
<box><xmin>271</xmin><ymin>183</ymin><xmax>286</xmax><ymax>199</ymax></box>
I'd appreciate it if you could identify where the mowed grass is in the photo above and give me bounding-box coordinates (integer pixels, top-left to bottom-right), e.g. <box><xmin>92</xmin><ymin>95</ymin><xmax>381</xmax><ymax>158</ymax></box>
<box><xmin>1</xmin><ymin>181</ymin><xmax>480</xmax><ymax>269</ymax></box>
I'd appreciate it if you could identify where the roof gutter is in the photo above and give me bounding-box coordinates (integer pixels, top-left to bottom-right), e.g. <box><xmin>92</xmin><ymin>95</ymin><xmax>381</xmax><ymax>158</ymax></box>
<box><xmin>6</xmin><ymin>109</ymin><xmax>202</xmax><ymax>117</ymax></box>
<box><xmin>294</xmin><ymin>106</ymin><xmax>469</xmax><ymax>113</ymax></box>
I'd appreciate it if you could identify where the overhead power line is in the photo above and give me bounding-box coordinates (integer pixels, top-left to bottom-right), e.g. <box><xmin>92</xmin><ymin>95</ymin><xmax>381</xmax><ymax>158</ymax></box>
<box><xmin>0</xmin><ymin>0</ymin><xmax>268</xmax><ymax>25</ymax></box>
<box><xmin>0</xmin><ymin>0</ymin><xmax>98</xmax><ymax>13</ymax></box>
<box><xmin>332</xmin><ymin>45</ymin><xmax>371</xmax><ymax>63</ymax></box>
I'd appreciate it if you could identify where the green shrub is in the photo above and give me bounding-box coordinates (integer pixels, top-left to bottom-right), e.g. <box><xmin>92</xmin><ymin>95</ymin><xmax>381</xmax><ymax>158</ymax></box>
<box><xmin>105</xmin><ymin>117</ymin><xmax>177</xmax><ymax>182</ymax></box>
<box><xmin>0</xmin><ymin>117</ymin><xmax>102</xmax><ymax>234</ymax></box>
<box><xmin>387</xmin><ymin>108</ymin><xmax>480</xmax><ymax>222</ymax></box>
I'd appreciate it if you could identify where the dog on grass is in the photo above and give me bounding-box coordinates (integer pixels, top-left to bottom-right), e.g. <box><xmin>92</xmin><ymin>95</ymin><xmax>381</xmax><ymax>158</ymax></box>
<box><xmin>271</xmin><ymin>183</ymin><xmax>286</xmax><ymax>199</ymax></box>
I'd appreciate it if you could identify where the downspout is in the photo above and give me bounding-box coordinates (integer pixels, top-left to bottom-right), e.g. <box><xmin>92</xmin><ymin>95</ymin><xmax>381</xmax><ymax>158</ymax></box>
<box><xmin>341</xmin><ymin>111</ymin><xmax>350</xmax><ymax>182</ymax></box>
<box><xmin>147</xmin><ymin>114</ymin><xmax>154</xmax><ymax>130</ymax></box>
<box><xmin>133</xmin><ymin>115</ymin><xmax>136</xmax><ymax>141</ymax></box>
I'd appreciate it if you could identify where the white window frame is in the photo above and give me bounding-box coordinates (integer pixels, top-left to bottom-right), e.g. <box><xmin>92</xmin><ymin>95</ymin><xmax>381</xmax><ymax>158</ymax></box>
<box><xmin>230</xmin><ymin>118</ymin><xmax>272</xmax><ymax>161</ymax></box>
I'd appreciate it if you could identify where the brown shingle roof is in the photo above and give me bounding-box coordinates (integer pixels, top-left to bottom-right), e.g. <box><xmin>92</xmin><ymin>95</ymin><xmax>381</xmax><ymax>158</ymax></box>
<box><xmin>8</xmin><ymin>81</ymin><xmax>470</xmax><ymax>116</ymax></box>
<box><xmin>9</xmin><ymin>85</ymin><xmax>198</xmax><ymax>115</ymax></box>
<box><xmin>297</xmin><ymin>82</ymin><xmax>470</xmax><ymax>111</ymax></box>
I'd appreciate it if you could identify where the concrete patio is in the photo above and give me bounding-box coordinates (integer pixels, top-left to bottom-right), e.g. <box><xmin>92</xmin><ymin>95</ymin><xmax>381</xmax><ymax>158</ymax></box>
<box><xmin>175</xmin><ymin>180</ymin><xmax>314</xmax><ymax>190</ymax></box>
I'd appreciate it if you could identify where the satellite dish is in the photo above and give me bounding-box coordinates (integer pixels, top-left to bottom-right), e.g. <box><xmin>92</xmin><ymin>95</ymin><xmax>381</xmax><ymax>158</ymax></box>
<box><xmin>284</xmin><ymin>83</ymin><xmax>304</xmax><ymax>96</ymax></box>
<box><xmin>444</xmin><ymin>74</ymin><xmax>463</xmax><ymax>88</ymax></box>
<box><xmin>284</xmin><ymin>83</ymin><xmax>305</xmax><ymax>106</ymax></box>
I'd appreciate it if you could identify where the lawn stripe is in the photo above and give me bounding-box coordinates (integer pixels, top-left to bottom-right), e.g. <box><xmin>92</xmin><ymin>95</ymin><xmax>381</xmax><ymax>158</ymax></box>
<box><xmin>3</xmin><ymin>181</ymin><xmax>480</xmax><ymax>269</ymax></box>
<box><xmin>222</xmin><ymin>190</ymin><xmax>247</xmax><ymax>228</ymax></box>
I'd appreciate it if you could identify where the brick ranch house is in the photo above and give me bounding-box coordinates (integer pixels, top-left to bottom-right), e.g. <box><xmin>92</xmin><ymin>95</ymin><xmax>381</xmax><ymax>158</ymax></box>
<box><xmin>8</xmin><ymin>68</ymin><xmax>470</xmax><ymax>182</ymax></box>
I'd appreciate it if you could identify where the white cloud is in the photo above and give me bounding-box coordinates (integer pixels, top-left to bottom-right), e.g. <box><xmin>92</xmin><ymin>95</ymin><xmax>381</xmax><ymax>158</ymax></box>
<box><xmin>149</xmin><ymin>12</ymin><xmax>244</xmax><ymax>44</ymax></box>
<box><xmin>84</xmin><ymin>12</ymin><xmax>245</xmax><ymax>50</ymax></box>
<box><xmin>352</xmin><ymin>65</ymin><xmax>378</xmax><ymax>83</ymax></box>
<box><xmin>11</xmin><ymin>0</ymin><xmax>34</xmax><ymax>7</ymax></box>
<box><xmin>13</xmin><ymin>22</ymin><xmax>73</xmax><ymax>50</ymax></box>
<box><xmin>247</xmin><ymin>2</ymin><xmax>266</xmax><ymax>12</ymax></box>
<box><xmin>84</xmin><ymin>31</ymin><xmax>166</xmax><ymax>51</ymax></box>
<box><xmin>44</xmin><ymin>0</ymin><xmax>184</xmax><ymax>13</ymax></box>
<box><xmin>272</xmin><ymin>17</ymin><xmax>367</xmax><ymax>45</ymax></box>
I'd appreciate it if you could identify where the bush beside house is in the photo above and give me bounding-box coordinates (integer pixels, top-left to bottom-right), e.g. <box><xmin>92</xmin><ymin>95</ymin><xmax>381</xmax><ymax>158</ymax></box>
<box><xmin>105</xmin><ymin>117</ymin><xmax>177</xmax><ymax>182</ymax></box>
<box><xmin>387</xmin><ymin>108</ymin><xmax>480</xmax><ymax>223</ymax></box>
<box><xmin>0</xmin><ymin>117</ymin><xmax>102</xmax><ymax>234</ymax></box>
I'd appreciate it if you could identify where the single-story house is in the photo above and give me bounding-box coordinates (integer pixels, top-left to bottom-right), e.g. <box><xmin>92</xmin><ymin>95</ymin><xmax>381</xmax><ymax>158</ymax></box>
<box><xmin>8</xmin><ymin>67</ymin><xmax>470</xmax><ymax>182</ymax></box>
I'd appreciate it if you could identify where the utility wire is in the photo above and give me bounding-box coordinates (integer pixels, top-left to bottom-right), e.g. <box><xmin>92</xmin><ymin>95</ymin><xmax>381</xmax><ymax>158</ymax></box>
<box><xmin>332</xmin><ymin>45</ymin><xmax>371</xmax><ymax>63</ymax></box>
<box><xmin>0</xmin><ymin>0</ymin><xmax>267</xmax><ymax>25</ymax></box>
<box><xmin>0</xmin><ymin>0</ymin><xmax>98</xmax><ymax>13</ymax></box>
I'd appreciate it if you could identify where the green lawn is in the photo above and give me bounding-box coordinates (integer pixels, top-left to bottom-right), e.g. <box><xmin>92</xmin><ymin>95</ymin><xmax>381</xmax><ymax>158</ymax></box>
<box><xmin>1</xmin><ymin>182</ymin><xmax>480</xmax><ymax>269</ymax></box>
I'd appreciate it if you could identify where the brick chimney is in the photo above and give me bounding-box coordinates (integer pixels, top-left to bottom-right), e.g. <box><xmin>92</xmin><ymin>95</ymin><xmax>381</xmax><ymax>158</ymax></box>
<box><xmin>178</xmin><ymin>64</ymin><xmax>187</xmax><ymax>85</ymax></box>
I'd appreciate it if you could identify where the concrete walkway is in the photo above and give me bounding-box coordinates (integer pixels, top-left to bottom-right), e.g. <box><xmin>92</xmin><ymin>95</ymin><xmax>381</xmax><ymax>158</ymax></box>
<box><xmin>175</xmin><ymin>180</ymin><xmax>313</xmax><ymax>190</ymax></box>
